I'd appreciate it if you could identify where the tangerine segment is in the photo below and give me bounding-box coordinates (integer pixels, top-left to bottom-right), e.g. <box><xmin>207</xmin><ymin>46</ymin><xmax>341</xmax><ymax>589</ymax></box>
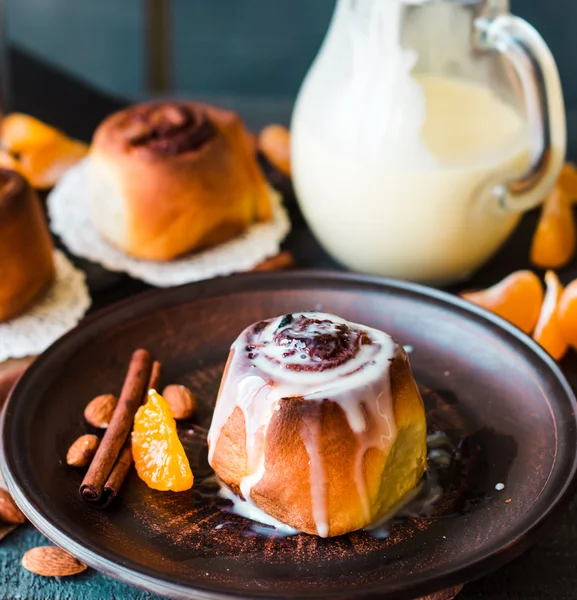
<box><xmin>461</xmin><ymin>270</ymin><xmax>543</xmax><ymax>334</ymax></box>
<box><xmin>0</xmin><ymin>113</ymin><xmax>63</xmax><ymax>152</ymax></box>
<box><xmin>18</xmin><ymin>138</ymin><xmax>88</xmax><ymax>189</ymax></box>
<box><xmin>0</xmin><ymin>149</ymin><xmax>24</xmax><ymax>174</ymax></box>
<box><xmin>530</xmin><ymin>185</ymin><xmax>576</xmax><ymax>269</ymax></box>
<box><xmin>0</xmin><ymin>113</ymin><xmax>88</xmax><ymax>189</ymax></box>
<box><xmin>132</xmin><ymin>389</ymin><xmax>193</xmax><ymax>492</ymax></box>
<box><xmin>258</xmin><ymin>124</ymin><xmax>291</xmax><ymax>176</ymax></box>
<box><xmin>533</xmin><ymin>271</ymin><xmax>568</xmax><ymax>361</ymax></box>
<box><xmin>559</xmin><ymin>163</ymin><xmax>577</xmax><ymax>201</ymax></box>
<box><xmin>558</xmin><ymin>278</ymin><xmax>577</xmax><ymax>348</ymax></box>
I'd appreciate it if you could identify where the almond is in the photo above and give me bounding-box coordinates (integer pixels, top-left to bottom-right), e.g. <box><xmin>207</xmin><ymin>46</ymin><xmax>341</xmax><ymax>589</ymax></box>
<box><xmin>66</xmin><ymin>434</ymin><xmax>100</xmax><ymax>467</ymax></box>
<box><xmin>84</xmin><ymin>393</ymin><xmax>118</xmax><ymax>428</ymax></box>
<box><xmin>162</xmin><ymin>384</ymin><xmax>197</xmax><ymax>420</ymax></box>
<box><xmin>0</xmin><ymin>489</ymin><xmax>25</xmax><ymax>524</ymax></box>
<box><xmin>22</xmin><ymin>546</ymin><xmax>87</xmax><ymax>577</ymax></box>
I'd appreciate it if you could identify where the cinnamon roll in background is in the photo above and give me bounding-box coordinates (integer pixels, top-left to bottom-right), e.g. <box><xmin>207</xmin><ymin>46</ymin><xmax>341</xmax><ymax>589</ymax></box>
<box><xmin>208</xmin><ymin>312</ymin><xmax>427</xmax><ymax>537</ymax></box>
<box><xmin>88</xmin><ymin>101</ymin><xmax>272</xmax><ymax>261</ymax></box>
<box><xmin>0</xmin><ymin>169</ymin><xmax>55</xmax><ymax>322</ymax></box>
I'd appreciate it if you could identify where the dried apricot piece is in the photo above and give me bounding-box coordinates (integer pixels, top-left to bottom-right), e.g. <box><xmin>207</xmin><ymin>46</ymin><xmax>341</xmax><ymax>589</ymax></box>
<box><xmin>461</xmin><ymin>270</ymin><xmax>543</xmax><ymax>334</ymax></box>
<box><xmin>132</xmin><ymin>389</ymin><xmax>193</xmax><ymax>492</ymax></box>
<box><xmin>258</xmin><ymin>124</ymin><xmax>291</xmax><ymax>176</ymax></box>
<box><xmin>530</xmin><ymin>186</ymin><xmax>576</xmax><ymax>269</ymax></box>
<box><xmin>533</xmin><ymin>271</ymin><xmax>568</xmax><ymax>360</ymax></box>
<box><xmin>558</xmin><ymin>278</ymin><xmax>577</xmax><ymax>348</ymax></box>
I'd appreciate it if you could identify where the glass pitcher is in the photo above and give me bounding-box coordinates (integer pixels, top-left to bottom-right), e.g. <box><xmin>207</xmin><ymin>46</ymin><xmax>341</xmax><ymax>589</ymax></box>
<box><xmin>291</xmin><ymin>0</ymin><xmax>566</xmax><ymax>285</ymax></box>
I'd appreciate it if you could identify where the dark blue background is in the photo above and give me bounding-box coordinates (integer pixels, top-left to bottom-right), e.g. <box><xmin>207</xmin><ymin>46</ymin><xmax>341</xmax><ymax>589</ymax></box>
<box><xmin>6</xmin><ymin>0</ymin><xmax>576</xmax><ymax>152</ymax></box>
<box><xmin>6</xmin><ymin>0</ymin><xmax>575</xmax><ymax>103</ymax></box>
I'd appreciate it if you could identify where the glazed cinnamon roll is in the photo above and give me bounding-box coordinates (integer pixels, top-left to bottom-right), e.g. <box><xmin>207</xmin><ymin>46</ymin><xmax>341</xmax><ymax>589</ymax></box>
<box><xmin>88</xmin><ymin>101</ymin><xmax>272</xmax><ymax>261</ymax></box>
<box><xmin>0</xmin><ymin>169</ymin><xmax>55</xmax><ymax>322</ymax></box>
<box><xmin>208</xmin><ymin>312</ymin><xmax>427</xmax><ymax>537</ymax></box>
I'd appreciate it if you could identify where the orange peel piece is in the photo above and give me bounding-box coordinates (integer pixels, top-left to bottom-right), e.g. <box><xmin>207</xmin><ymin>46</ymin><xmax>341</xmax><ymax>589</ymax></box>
<box><xmin>461</xmin><ymin>270</ymin><xmax>543</xmax><ymax>334</ymax></box>
<box><xmin>0</xmin><ymin>113</ymin><xmax>88</xmax><ymax>188</ymax></box>
<box><xmin>258</xmin><ymin>124</ymin><xmax>291</xmax><ymax>176</ymax></box>
<box><xmin>558</xmin><ymin>278</ymin><xmax>577</xmax><ymax>349</ymax></box>
<box><xmin>530</xmin><ymin>185</ymin><xmax>576</xmax><ymax>269</ymax></box>
<box><xmin>533</xmin><ymin>270</ymin><xmax>568</xmax><ymax>360</ymax></box>
<box><xmin>132</xmin><ymin>389</ymin><xmax>194</xmax><ymax>492</ymax></box>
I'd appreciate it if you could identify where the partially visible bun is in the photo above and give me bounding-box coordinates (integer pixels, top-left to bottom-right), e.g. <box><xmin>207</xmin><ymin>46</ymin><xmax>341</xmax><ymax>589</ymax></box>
<box><xmin>0</xmin><ymin>170</ymin><xmax>54</xmax><ymax>322</ymax></box>
<box><xmin>88</xmin><ymin>101</ymin><xmax>272</xmax><ymax>261</ymax></box>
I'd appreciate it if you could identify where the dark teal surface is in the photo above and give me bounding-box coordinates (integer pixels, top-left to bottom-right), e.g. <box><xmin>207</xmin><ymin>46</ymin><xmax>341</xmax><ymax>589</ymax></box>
<box><xmin>1</xmin><ymin>526</ymin><xmax>159</xmax><ymax>599</ymax></box>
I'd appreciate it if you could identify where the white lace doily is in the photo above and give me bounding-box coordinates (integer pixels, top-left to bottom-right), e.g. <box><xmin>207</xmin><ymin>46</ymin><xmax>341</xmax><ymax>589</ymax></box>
<box><xmin>0</xmin><ymin>250</ymin><xmax>91</xmax><ymax>361</ymax></box>
<box><xmin>47</xmin><ymin>159</ymin><xmax>291</xmax><ymax>287</ymax></box>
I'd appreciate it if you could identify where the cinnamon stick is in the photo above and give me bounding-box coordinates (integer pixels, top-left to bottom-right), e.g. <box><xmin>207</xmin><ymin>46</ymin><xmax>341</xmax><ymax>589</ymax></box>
<box><xmin>99</xmin><ymin>360</ymin><xmax>162</xmax><ymax>507</ymax></box>
<box><xmin>100</xmin><ymin>444</ymin><xmax>133</xmax><ymax>507</ymax></box>
<box><xmin>147</xmin><ymin>360</ymin><xmax>163</xmax><ymax>393</ymax></box>
<box><xmin>251</xmin><ymin>250</ymin><xmax>294</xmax><ymax>272</ymax></box>
<box><xmin>80</xmin><ymin>349</ymin><xmax>152</xmax><ymax>503</ymax></box>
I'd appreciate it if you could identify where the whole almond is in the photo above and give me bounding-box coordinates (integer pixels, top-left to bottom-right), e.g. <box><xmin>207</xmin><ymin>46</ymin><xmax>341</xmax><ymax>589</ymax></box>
<box><xmin>84</xmin><ymin>394</ymin><xmax>118</xmax><ymax>428</ymax></box>
<box><xmin>162</xmin><ymin>384</ymin><xmax>197</xmax><ymax>420</ymax></box>
<box><xmin>0</xmin><ymin>489</ymin><xmax>25</xmax><ymax>524</ymax></box>
<box><xmin>66</xmin><ymin>434</ymin><xmax>100</xmax><ymax>467</ymax></box>
<box><xmin>22</xmin><ymin>546</ymin><xmax>87</xmax><ymax>577</ymax></box>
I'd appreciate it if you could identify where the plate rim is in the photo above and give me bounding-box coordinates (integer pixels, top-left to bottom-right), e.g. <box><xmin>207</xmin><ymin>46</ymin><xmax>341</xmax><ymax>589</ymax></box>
<box><xmin>3</xmin><ymin>269</ymin><xmax>577</xmax><ymax>600</ymax></box>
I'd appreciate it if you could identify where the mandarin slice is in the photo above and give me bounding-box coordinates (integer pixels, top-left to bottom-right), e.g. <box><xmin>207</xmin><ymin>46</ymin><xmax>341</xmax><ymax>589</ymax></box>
<box><xmin>461</xmin><ymin>270</ymin><xmax>543</xmax><ymax>334</ymax></box>
<box><xmin>533</xmin><ymin>270</ymin><xmax>568</xmax><ymax>360</ymax></box>
<box><xmin>258</xmin><ymin>124</ymin><xmax>291</xmax><ymax>176</ymax></box>
<box><xmin>530</xmin><ymin>185</ymin><xmax>576</xmax><ymax>269</ymax></box>
<box><xmin>19</xmin><ymin>138</ymin><xmax>88</xmax><ymax>189</ymax></box>
<box><xmin>559</xmin><ymin>162</ymin><xmax>577</xmax><ymax>201</ymax></box>
<box><xmin>132</xmin><ymin>389</ymin><xmax>194</xmax><ymax>492</ymax></box>
<box><xmin>0</xmin><ymin>113</ymin><xmax>88</xmax><ymax>188</ymax></box>
<box><xmin>0</xmin><ymin>148</ymin><xmax>23</xmax><ymax>174</ymax></box>
<box><xmin>558</xmin><ymin>278</ymin><xmax>577</xmax><ymax>348</ymax></box>
<box><xmin>0</xmin><ymin>113</ymin><xmax>63</xmax><ymax>152</ymax></box>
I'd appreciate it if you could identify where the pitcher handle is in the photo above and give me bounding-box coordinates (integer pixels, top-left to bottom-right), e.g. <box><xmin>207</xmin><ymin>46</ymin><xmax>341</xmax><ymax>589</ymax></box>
<box><xmin>475</xmin><ymin>14</ymin><xmax>566</xmax><ymax>212</ymax></box>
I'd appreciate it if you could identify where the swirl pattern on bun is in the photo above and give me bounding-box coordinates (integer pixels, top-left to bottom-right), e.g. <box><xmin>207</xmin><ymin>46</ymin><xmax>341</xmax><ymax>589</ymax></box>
<box><xmin>208</xmin><ymin>312</ymin><xmax>427</xmax><ymax>537</ymax></box>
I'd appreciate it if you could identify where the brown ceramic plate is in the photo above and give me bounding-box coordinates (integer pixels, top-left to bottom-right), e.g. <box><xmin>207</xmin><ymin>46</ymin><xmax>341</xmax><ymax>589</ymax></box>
<box><xmin>2</xmin><ymin>271</ymin><xmax>577</xmax><ymax>600</ymax></box>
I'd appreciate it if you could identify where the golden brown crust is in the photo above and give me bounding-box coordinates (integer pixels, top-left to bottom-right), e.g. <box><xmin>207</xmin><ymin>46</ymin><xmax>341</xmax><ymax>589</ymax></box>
<box><xmin>211</xmin><ymin>347</ymin><xmax>427</xmax><ymax>536</ymax></box>
<box><xmin>0</xmin><ymin>170</ymin><xmax>54</xmax><ymax>322</ymax></box>
<box><xmin>89</xmin><ymin>101</ymin><xmax>272</xmax><ymax>261</ymax></box>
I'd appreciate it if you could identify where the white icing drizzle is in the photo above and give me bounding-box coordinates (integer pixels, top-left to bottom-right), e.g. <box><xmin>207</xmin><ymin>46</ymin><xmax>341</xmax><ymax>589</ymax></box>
<box><xmin>219</xmin><ymin>482</ymin><xmax>299</xmax><ymax>536</ymax></box>
<box><xmin>207</xmin><ymin>312</ymin><xmax>398</xmax><ymax>537</ymax></box>
<box><xmin>299</xmin><ymin>406</ymin><xmax>328</xmax><ymax>538</ymax></box>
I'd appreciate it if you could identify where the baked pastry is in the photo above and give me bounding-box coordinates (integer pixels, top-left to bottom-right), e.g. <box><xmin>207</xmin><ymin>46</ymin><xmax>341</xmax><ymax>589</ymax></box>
<box><xmin>88</xmin><ymin>101</ymin><xmax>272</xmax><ymax>261</ymax></box>
<box><xmin>208</xmin><ymin>312</ymin><xmax>427</xmax><ymax>537</ymax></box>
<box><xmin>0</xmin><ymin>169</ymin><xmax>55</xmax><ymax>322</ymax></box>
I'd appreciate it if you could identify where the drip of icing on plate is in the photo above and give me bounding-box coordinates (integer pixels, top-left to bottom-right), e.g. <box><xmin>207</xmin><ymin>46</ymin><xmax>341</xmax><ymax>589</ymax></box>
<box><xmin>207</xmin><ymin>312</ymin><xmax>399</xmax><ymax>537</ymax></box>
